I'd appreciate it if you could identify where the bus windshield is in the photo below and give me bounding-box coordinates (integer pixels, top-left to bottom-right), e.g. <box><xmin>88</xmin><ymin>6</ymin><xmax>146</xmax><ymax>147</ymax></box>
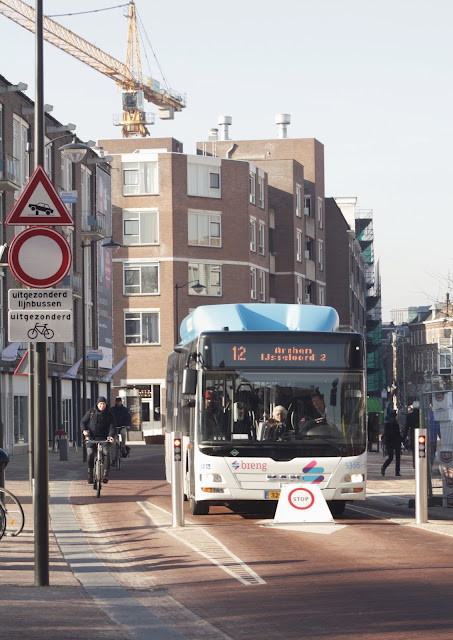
<box><xmin>200</xmin><ymin>370</ymin><xmax>365</xmax><ymax>457</ymax></box>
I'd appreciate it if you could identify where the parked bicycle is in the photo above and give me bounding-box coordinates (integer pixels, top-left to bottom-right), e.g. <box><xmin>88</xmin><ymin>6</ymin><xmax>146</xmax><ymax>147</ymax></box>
<box><xmin>0</xmin><ymin>487</ymin><xmax>25</xmax><ymax>536</ymax></box>
<box><xmin>0</xmin><ymin>449</ymin><xmax>25</xmax><ymax>538</ymax></box>
<box><xmin>84</xmin><ymin>439</ymin><xmax>111</xmax><ymax>498</ymax></box>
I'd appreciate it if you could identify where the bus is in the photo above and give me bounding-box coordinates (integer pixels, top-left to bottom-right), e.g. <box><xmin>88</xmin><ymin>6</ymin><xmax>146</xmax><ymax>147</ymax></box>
<box><xmin>165</xmin><ymin>303</ymin><xmax>366</xmax><ymax>516</ymax></box>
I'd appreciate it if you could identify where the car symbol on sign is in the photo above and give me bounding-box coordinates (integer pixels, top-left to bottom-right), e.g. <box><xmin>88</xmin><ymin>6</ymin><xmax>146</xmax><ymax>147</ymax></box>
<box><xmin>28</xmin><ymin>202</ymin><xmax>53</xmax><ymax>215</ymax></box>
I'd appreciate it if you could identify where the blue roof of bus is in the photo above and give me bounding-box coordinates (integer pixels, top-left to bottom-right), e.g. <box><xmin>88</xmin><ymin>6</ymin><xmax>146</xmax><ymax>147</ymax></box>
<box><xmin>179</xmin><ymin>304</ymin><xmax>339</xmax><ymax>345</ymax></box>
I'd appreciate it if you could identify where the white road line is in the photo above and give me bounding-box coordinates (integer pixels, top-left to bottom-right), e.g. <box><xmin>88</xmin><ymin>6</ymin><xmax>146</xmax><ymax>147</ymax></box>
<box><xmin>138</xmin><ymin>501</ymin><xmax>266</xmax><ymax>586</ymax></box>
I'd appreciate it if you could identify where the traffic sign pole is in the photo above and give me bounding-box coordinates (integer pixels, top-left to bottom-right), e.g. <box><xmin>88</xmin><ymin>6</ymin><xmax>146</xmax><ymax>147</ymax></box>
<box><xmin>34</xmin><ymin>1</ymin><xmax>49</xmax><ymax>587</ymax></box>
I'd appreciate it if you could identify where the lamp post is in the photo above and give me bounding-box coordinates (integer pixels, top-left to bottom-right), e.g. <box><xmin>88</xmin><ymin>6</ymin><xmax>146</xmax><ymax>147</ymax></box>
<box><xmin>174</xmin><ymin>280</ymin><xmax>205</xmax><ymax>345</ymax></box>
<box><xmin>81</xmin><ymin>236</ymin><xmax>122</xmax><ymax>459</ymax></box>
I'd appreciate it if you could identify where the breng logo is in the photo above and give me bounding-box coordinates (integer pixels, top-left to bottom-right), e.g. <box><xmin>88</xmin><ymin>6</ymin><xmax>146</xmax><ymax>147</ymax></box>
<box><xmin>231</xmin><ymin>460</ymin><xmax>268</xmax><ymax>472</ymax></box>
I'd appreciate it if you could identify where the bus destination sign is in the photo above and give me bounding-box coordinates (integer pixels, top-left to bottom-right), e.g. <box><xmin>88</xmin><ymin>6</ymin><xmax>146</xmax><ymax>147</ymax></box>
<box><xmin>203</xmin><ymin>333</ymin><xmax>363</xmax><ymax>369</ymax></box>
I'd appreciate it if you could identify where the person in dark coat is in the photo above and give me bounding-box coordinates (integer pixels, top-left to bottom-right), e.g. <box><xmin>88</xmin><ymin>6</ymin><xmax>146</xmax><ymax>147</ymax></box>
<box><xmin>110</xmin><ymin>397</ymin><xmax>132</xmax><ymax>458</ymax></box>
<box><xmin>381</xmin><ymin>410</ymin><xmax>402</xmax><ymax>477</ymax></box>
<box><xmin>81</xmin><ymin>396</ymin><xmax>116</xmax><ymax>484</ymax></box>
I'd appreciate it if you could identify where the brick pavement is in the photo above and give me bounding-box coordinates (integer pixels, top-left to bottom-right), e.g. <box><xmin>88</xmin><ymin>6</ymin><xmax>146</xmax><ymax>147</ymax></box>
<box><xmin>1</xmin><ymin>444</ymin><xmax>452</xmax><ymax>640</ymax></box>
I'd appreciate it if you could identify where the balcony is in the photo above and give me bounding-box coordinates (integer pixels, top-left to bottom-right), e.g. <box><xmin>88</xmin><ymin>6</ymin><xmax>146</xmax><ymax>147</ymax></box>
<box><xmin>81</xmin><ymin>212</ymin><xmax>107</xmax><ymax>239</ymax></box>
<box><xmin>305</xmin><ymin>215</ymin><xmax>315</xmax><ymax>239</ymax></box>
<box><xmin>0</xmin><ymin>153</ymin><xmax>21</xmax><ymax>191</ymax></box>
<box><xmin>61</xmin><ymin>271</ymin><xmax>82</xmax><ymax>298</ymax></box>
<box><xmin>305</xmin><ymin>258</ymin><xmax>316</xmax><ymax>282</ymax></box>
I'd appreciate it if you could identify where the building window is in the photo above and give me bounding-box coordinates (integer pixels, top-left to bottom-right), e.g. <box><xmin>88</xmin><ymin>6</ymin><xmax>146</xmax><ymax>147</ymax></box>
<box><xmin>123</xmin><ymin>209</ymin><xmax>158</xmax><ymax>245</ymax></box>
<box><xmin>188</xmin><ymin>263</ymin><xmax>222</xmax><ymax>296</ymax></box>
<box><xmin>296</xmin><ymin>184</ymin><xmax>302</xmax><ymax>217</ymax></box>
<box><xmin>250</xmin><ymin>267</ymin><xmax>257</xmax><ymax>300</ymax></box>
<box><xmin>13</xmin><ymin>116</ymin><xmax>29</xmax><ymax>188</ymax></box>
<box><xmin>44</xmin><ymin>136</ymin><xmax>52</xmax><ymax>179</ymax></box>
<box><xmin>122</xmin><ymin>161</ymin><xmax>158</xmax><ymax>195</ymax></box>
<box><xmin>187</xmin><ymin>159</ymin><xmax>221</xmax><ymax>198</ymax></box>
<box><xmin>125</xmin><ymin>310</ymin><xmax>160</xmax><ymax>345</ymax></box>
<box><xmin>318</xmin><ymin>239</ymin><xmax>324</xmax><ymax>270</ymax></box>
<box><xmin>249</xmin><ymin>170</ymin><xmax>256</xmax><ymax>204</ymax></box>
<box><xmin>305</xmin><ymin>282</ymin><xmax>313</xmax><ymax>304</ymax></box>
<box><xmin>124</xmin><ymin>262</ymin><xmax>159</xmax><ymax>295</ymax></box>
<box><xmin>296</xmin><ymin>276</ymin><xmax>303</xmax><ymax>304</ymax></box>
<box><xmin>81</xmin><ymin>165</ymin><xmax>92</xmax><ymax>230</ymax></box>
<box><xmin>317</xmin><ymin>197</ymin><xmax>323</xmax><ymax>228</ymax></box>
<box><xmin>188</xmin><ymin>210</ymin><xmax>221</xmax><ymax>247</ymax></box>
<box><xmin>258</xmin><ymin>173</ymin><xmax>265</xmax><ymax>208</ymax></box>
<box><xmin>250</xmin><ymin>217</ymin><xmax>256</xmax><ymax>252</ymax></box>
<box><xmin>259</xmin><ymin>270</ymin><xmax>265</xmax><ymax>302</ymax></box>
<box><xmin>304</xmin><ymin>194</ymin><xmax>312</xmax><ymax>217</ymax></box>
<box><xmin>258</xmin><ymin>221</ymin><xmax>265</xmax><ymax>255</ymax></box>
<box><xmin>296</xmin><ymin>229</ymin><xmax>302</xmax><ymax>262</ymax></box>
<box><xmin>305</xmin><ymin>237</ymin><xmax>314</xmax><ymax>260</ymax></box>
<box><xmin>318</xmin><ymin>286</ymin><xmax>325</xmax><ymax>305</ymax></box>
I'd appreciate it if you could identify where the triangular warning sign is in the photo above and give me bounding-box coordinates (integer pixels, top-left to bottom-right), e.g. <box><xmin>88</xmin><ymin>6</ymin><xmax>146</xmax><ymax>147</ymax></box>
<box><xmin>14</xmin><ymin>349</ymin><xmax>29</xmax><ymax>376</ymax></box>
<box><xmin>5</xmin><ymin>165</ymin><xmax>74</xmax><ymax>226</ymax></box>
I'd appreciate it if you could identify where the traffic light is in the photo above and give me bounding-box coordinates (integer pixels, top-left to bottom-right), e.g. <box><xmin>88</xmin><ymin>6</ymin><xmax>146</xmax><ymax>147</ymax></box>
<box><xmin>418</xmin><ymin>434</ymin><xmax>426</xmax><ymax>458</ymax></box>
<box><xmin>173</xmin><ymin>437</ymin><xmax>182</xmax><ymax>462</ymax></box>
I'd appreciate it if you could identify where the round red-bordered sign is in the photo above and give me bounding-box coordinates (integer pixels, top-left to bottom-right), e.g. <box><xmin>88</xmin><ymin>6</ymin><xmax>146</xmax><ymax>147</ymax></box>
<box><xmin>8</xmin><ymin>226</ymin><xmax>72</xmax><ymax>289</ymax></box>
<box><xmin>288</xmin><ymin>487</ymin><xmax>315</xmax><ymax>510</ymax></box>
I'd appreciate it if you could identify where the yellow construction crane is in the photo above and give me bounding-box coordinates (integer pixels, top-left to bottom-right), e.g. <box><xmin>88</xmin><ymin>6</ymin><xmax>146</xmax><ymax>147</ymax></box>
<box><xmin>0</xmin><ymin>0</ymin><xmax>186</xmax><ymax>137</ymax></box>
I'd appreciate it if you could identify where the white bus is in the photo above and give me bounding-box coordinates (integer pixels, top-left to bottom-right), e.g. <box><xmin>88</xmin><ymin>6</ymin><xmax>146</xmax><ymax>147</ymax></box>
<box><xmin>165</xmin><ymin>303</ymin><xmax>366</xmax><ymax>516</ymax></box>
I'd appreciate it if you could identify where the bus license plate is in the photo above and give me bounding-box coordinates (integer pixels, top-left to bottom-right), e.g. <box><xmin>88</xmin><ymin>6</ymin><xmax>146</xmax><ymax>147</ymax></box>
<box><xmin>265</xmin><ymin>490</ymin><xmax>280</xmax><ymax>500</ymax></box>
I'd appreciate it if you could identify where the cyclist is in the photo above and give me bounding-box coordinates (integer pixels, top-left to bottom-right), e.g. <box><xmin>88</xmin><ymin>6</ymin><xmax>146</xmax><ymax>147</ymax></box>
<box><xmin>81</xmin><ymin>396</ymin><xmax>116</xmax><ymax>484</ymax></box>
<box><xmin>110</xmin><ymin>396</ymin><xmax>132</xmax><ymax>458</ymax></box>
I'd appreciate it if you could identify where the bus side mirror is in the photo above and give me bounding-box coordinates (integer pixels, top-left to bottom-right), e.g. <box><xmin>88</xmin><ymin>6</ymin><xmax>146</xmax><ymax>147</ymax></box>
<box><xmin>182</xmin><ymin>368</ymin><xmax>197</xmax><ymax>395</ymax></box>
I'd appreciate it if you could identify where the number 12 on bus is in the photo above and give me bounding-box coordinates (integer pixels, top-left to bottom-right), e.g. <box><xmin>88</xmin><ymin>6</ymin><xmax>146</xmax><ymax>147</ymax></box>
<box><xmin>165</xmin><ymin>303</ymin><xmax>366</xmax><ymax>517</ymax></box>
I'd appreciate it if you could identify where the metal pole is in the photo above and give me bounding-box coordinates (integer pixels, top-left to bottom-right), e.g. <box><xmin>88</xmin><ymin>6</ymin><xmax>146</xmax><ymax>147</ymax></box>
<box><xmin>81</xmin><ymin>243</ymin><xmax>87</xmax><ymax>461</ymax></box>
<box><xmin>415</xmin><ymin>427</ymin><xmax>428</xmax><ymax>524</ymax></box>
<box><xmin>33</xmin><ymin>0</ymin><xmax>49</xmax><ymax>586</ymax></box>
<box><xmin>174</xmin><ymin>285</ymin><xmax>179</xmax><ymax>345</ymax></box>
<box><xmin>171</xmin><ymin>431</ymin><xmax>184</xmax><ymax>527</ymax></box>
<box><xmin>28</xmin><ymin>344</ymin><xmax>34</xmax><ymax>493</ymax></box>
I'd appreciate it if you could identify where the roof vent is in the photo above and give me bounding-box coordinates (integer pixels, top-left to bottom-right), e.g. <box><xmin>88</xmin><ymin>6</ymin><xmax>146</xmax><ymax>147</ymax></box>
<box><xmin>208</xmin><ymin>128</ymin><xmax>218</xmax><ymax>141</ymax></box>
<box><xmin>275</xmin><ymin>113</ymin><xmax>291</xmax><ymax>139</ymax></box>
<box><xmin>218</xmin><ymin>115</ymin><xmax>232</xmax><ymax>141</ymax></box>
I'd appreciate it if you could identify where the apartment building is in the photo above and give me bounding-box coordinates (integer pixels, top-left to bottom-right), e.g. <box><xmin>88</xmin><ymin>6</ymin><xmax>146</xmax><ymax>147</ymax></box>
<box><xmin>325</xmin><ymin>197</ymin><xmax>366</xmax><ymax>333</ymax></box>
<box><xmin>99</xmin><ymin>136</ymin><xmax>269</xmax><ymax>438</ymax></box>
<box><xmin>198</xmin><ymin>131</ymin><xmax>327</xmax><ymax>307</ymax></box>
<box><xmin>0</xmin><ymin>74</ymin><xmax>113</xmax><ymax>453</ymax></box>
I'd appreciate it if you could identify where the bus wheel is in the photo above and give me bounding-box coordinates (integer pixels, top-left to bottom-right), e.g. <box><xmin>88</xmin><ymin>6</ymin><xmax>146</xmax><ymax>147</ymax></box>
<box><xmin>327</xmin><ymin>501</ymin><xmax>346</xmax><ymax>516</ymax></box>
<box><xmin>190</xmin><ymin>497</ymin><xmax>209</xmax><ymax>515</ymax></box>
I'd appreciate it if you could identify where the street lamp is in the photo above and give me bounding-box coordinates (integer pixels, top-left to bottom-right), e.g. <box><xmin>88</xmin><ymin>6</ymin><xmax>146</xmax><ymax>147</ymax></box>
<box><xmin>174</xmin><ymin>280</ymin><xmax>205</xmax><ymax>345</ymax></box>
<box><xmin>81</xmin><ymin>236</ymin><xmax>122</xmax><ymax>457</ymax></box>
<box><xmin>59</xmin><ymin>135</ymin><xmax>92</xmax><ymax>164</ymax></box>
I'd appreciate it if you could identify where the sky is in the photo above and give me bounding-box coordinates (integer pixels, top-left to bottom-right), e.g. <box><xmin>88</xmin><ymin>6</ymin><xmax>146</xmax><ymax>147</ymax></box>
<box><xmin>1</xmin><ymin>0</ymin><xmax>452</xmax><ymax>322</ymax></box>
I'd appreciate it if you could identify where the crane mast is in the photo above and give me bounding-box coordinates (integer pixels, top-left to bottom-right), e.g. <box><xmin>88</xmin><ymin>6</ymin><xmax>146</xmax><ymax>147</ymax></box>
<box><xmin>0</xmin><ymin>0</ymin><xmax>186</xmax><ymax>137</ymax></box>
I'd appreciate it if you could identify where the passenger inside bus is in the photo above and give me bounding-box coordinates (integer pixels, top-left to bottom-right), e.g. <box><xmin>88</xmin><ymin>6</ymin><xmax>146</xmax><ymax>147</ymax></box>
<box><xmin>261</xmin><ymin>406</ymin><xmax>295</xmax><ymax>441</ymax></box>
<box><xmin>204</xmin><ymin>390</ymin><xmax>226</xmax><ymax>440</ymax></box>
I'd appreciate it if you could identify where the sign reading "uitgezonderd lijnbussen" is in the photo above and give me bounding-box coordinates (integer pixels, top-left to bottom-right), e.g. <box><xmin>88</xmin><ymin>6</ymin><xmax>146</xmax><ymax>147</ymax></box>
<box><xmin>8</xmin><ymin>289</ymin><xmax>73</xmax><ymax>342</ymax></box>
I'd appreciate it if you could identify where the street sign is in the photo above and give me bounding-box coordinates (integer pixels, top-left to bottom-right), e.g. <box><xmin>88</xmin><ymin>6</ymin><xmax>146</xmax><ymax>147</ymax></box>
<box><xmin>87</xmin><ymin>350</ymin><xmax>103</xmax><ymax>361</ymax></box>
<box><xmin>8</xmin><ymin>227</ymin><xmax>72</xmax><ymax>289</ymax></box>
<box><xmin>5</xmin><ymin>165</ymin><xmax>74</xmax><ymax>226</ymax></box>
<box><xmin>8</xmin><ymin>309</ymin><xmax>73</xmax><ymax>342</ymax></box>
<box><xmin>8</xmin><ymin>288</ymin><xmax>73</xmax><ymax>310</ymax></box>
<box><xmin>273</xmin><ymin>484</ymin><xmax>334</xmax><ymax>524</ymax></box>
<box><xmin>14</xmin><ymin>349</ymin><xmax>29</xmax><ymax>376</ymax></box>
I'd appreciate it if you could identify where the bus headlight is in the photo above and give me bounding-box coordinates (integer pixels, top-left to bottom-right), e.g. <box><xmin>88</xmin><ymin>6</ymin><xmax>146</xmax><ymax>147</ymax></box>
<box><xmin>201</xmin><ymin>473</ymin><xmax>222</xmax><ymax>483</ymax></box>
<box><xmin>343</xmin><ymin>474</ymin><xmax>364</xmax><ymax>483</ymax></box>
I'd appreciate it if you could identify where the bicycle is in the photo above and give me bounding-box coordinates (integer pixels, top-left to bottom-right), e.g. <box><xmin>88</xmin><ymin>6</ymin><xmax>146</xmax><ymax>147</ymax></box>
<box><xmin>84</xmin><ymin>439</ymin><xmax>111</xmax><ymax>498</ymax></box>
<box><xmin>112</xmin><ymin>427</ymin><xmax>130</xmax><ymax>471</ymax></box>
<box><xmin>0</xmin><ymin>504</ymin><xmax>6</xmax><ymax>540</ymax></box>
<box><xmin>0</xmin><ymin>487</ymin><xmax>25</xmax><ymax>537</ymax></box>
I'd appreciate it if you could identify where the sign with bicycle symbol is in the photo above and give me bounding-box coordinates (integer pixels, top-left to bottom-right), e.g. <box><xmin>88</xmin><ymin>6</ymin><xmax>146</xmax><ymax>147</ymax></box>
<box><xmin>8</xmin><ymin>288</ymin><xmax>73</xmax><ymax>343</ymax></box>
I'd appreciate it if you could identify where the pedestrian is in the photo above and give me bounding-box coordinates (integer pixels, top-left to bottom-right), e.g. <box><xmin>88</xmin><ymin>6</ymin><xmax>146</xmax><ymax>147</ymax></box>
<box><xmin>110</xmin><ymin>396</ymin><xmax>132</xmax><ymax>457</ymax></box>
<box><xmin>381</xmin><ymin>410</ymin><xmax>402</xmax><ymax>477</ymax></box>
<box><xmin>81</xmin><ymin>396</ymin><xmax>116</xmax><ymax>484</ymax></box>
